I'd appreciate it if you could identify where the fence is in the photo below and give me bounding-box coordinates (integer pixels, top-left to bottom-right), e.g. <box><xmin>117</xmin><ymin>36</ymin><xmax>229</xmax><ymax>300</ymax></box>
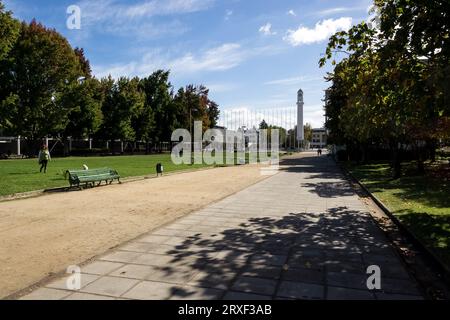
<box><xmin>218</xmin><ymin>107</ymin><xmax>306</xmax><ymax>150</ymax></box>
<box><xmin>0</xmin><ymin>137</ymin><xmax>174</xmax><ymax>158</ymax></box>
<box><xmin>1</xmin><ymin>107</ymin><xmax>307</xmax><ymax>158</ymax></box>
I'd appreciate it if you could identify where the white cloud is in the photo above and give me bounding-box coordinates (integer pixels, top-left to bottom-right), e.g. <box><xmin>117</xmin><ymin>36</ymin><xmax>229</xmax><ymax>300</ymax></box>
<box><xmin>170</xmin><ymin>43</ymin><xmax>245</xmax><ymax>73</ymax></box>
<box><xmin>76</xmin><ymin>0</ymin><xmax>214</xmax><ymax>39</ymax></box>
<box><xmin>93</xmin><ymin>42</ymin><xmax>281</xmax><ymax>81</ymax></box>
<box><xmin>224</xmin><ymin>9</ymin><xmax>233</xmax><ymax>20</ymax></box>
<box><xmin>264</xmin><ymin>76</ymin><xmax>322</xmax><ymax>86</ymax></box>
<box><xmin>104</xmin><ymin>20</ymin><xmax>190</xmax><ymax>40</ymax></box>
<box><xmin>318</xmin><ymin>7</ymin><xmax>350</xmax><ymax>16</ymax></box>
<box><xmin>287</xmin><ymin>10</ymin><xmax>296</xmax><ymax>17</ymax></box>
<box><xmin>124</xmin><ymin>0</ymin><xmax>214</xmax><ymax>18</ymax></box>
<box><xmin>93</xmin><ymin>43</ymin><xmax>275</xmax><ymax>79</ymax></box>
<box><xmin>78</xmin><ymin>0</ymin><xmax>215</xmax><ymax>23</ymax></box>
<box><xmin>284</xmin><ymin>17</ymin><xmax>352</xmax><ymax>46</ymax></box>
<box><xmin>317</xmin><ymin>6</ymin><xmax>369</xmax><ymax>17</ymax></box>
<box><xmin>259</xmin><ymin>23</ymin><xmax>277</xmax><ymax>36</ymax></box>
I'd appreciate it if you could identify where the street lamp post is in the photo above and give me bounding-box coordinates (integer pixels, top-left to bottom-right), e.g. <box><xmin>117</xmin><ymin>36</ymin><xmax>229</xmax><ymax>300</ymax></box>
<box><xmin>189</xmin><ymin>107</ymin><xmax>198</xmax><ymax>164</ymax></box>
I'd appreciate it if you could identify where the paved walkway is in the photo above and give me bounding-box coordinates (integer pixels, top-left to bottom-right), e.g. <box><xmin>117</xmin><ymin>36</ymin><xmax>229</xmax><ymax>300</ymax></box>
<box><xmin>20</xmin><ymin>154</ymin><xmax>423</xmax><ymax>300</ymax></box>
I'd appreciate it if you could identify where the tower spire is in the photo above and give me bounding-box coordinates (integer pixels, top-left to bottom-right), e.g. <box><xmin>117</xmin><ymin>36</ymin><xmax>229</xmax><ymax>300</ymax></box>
<box><xmin>297</xmin><ymin>89</ymin><xmax>304</xmax><ymax>141</ymax></box>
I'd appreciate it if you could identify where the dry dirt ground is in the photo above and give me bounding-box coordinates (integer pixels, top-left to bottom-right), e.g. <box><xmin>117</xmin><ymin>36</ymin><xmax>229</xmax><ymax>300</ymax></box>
<box><xmin>0</xmin><ymin>165</ymin><xmax>268</xmax><ymax>298</ymax></box>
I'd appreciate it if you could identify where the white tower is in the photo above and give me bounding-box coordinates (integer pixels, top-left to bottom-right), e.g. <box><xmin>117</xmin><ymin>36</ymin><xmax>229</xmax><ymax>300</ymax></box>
<box><xmin>297</xmin><ymin>89</ymin><xmax>304</xmax><ymax>141</ymax></box>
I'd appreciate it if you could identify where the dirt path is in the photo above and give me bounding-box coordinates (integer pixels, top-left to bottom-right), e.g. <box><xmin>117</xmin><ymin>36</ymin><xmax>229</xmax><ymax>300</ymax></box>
<box><xmin>0</xmin><ymin>165</ymin><xmax>268</xmax><ymax>298</ymax></box>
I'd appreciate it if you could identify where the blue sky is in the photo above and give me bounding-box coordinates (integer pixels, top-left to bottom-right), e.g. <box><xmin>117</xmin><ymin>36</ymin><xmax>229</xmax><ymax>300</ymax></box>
<box><xmin>4</xmin><ymin>0</ymin><xmax>373</xmax><ymax>128</ymax></box>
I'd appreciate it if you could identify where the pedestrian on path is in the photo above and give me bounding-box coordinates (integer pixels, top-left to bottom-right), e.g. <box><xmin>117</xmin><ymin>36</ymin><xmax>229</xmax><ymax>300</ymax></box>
<box><xmin>317</xmin><ymin>148</ymin><xmax>322</xmax><ymax>156</ymax></box>
<box><xmin>38</xmin><ymin>145</ymin><xmax>51</xmax><ymax>173</ymax></box>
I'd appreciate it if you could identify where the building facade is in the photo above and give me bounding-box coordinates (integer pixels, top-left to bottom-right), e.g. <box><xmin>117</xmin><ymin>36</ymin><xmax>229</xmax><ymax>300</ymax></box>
<box><xmin>311</xmin><ymin>128</ymin><xmax>327</xmax><ymax>149</ymax></box>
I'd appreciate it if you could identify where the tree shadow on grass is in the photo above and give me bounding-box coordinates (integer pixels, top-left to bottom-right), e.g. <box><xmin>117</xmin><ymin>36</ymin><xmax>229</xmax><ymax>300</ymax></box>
<box><xmin>351</xmin><ymin>163</ymin><xmax>450</xmax><ymax>210</ymax></box>
<box><xmin>395</xmin><ymin>209</ymin><xmax>450</xmax><ymax>268</ymax></box>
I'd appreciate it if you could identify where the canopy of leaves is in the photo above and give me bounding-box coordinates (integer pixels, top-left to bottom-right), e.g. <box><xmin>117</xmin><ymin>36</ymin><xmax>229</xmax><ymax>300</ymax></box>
<box><xmin>0</xmin><ymin>20</ymin><xmax>82</xmax><ymax>140</ymax></box>
<box><xmin>0</xmin><ymin>3</ymin><xmax>221</xmax><ymax>147</ymax></box>
<box><xmin>321</xmin><ymin>0</ymin><xmax>450</xmax><ymax>148</ymax></box>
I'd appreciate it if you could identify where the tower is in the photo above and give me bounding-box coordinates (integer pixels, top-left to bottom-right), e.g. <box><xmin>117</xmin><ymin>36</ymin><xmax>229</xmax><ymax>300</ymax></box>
<box><xmin>297</xmin><ymin>89</ymin><xmax>304</xmax><ymax>141</ymax></box>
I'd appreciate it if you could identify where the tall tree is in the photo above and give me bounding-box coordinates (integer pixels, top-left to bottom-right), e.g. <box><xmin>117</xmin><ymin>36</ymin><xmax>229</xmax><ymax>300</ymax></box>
<box><xmin>63</xmin><ymin>78</ymin><xmax>103</xmax><ymax>139</ymax></box>
<box><xmin>0</xmin><ymin>20</ymin><xmax>82</xmax><ymax>149</ymax></box>
<box><xmin>137</xmin><ymin>70</ymin><xmax>173</xmax><ymax>143</ymax></box>
<box><xmin>99</xmin><ymin>76</ymin><xmax>144</xmax><ymax>151</ymax></box>
<box><xmin>74</xmin><ymin>47</ymin><xmax>92</xmax><ymax>79</ymax></box>
<box><xmin>0</xmin><ymin>1</ymin><xmax>20</xmax><ymax>135</ymax></box>
<box><xmin>375</xmin><ymin>0</ymin><xmax>450</xmax><ymax>161</ymax></box>
<box><xmin>304</xmin><ymin>123</ymin><xmax>313</xmax><ymax>142</ymax></box>
<box><xmin>181</xmin><ymin>85</ymin><xmax>220</xmax><ymax>133</ymax></box>
<box><xmin>207</xmin><ymin>100</ymin><xmax>220</xmax><ymax>128</ymax></box>
<box><xmin>0</xmin><ymin>0</ymin><xmax>19</xmax><ymax>61</ymax></box>
<box><xmin>259</xmin><ymin>120</ymin><xmax>269</xmax><ymax>129</ymax></box>
<box><xmin>319</xmin><ymin>16</ymin><xmax>434</xmax><ymax>176</ymax></box>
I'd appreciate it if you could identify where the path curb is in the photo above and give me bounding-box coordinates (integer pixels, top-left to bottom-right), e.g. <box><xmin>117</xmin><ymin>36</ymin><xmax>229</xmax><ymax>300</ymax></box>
<box><xmin>337</xmin><ymin>161</ymin><xmax>450</xmax><ymax>284</ymax></box>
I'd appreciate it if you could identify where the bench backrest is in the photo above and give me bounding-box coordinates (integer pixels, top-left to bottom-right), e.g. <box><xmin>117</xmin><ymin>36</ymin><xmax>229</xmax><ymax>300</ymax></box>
<box><xmin>66</xmin><ymin>167</ymin><xmax>119</xmax><ymax>180</ymax></box>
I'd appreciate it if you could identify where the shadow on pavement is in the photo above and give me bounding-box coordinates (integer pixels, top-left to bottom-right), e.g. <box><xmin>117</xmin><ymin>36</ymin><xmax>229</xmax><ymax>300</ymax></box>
<box><xmin>150</xmin><ymin>206</ymin><xmax>415</xmax><ymax>299</ymax></box>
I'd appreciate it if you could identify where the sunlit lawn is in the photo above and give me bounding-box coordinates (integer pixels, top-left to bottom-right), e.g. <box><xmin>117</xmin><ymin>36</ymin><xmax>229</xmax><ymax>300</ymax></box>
<box><xmin>0</xmin><ymin>151</ymin><xmax>285</xmax><ymax>196</ymax></box>
<box><xmin>0</xmin><ymin>154</ymin><xmax>209</xmax><ymax>196</ymax></box>
<box><xmin>347</xmin><ymin>161</ymin><xmax>450</xmax><ymax>268</ymax></box>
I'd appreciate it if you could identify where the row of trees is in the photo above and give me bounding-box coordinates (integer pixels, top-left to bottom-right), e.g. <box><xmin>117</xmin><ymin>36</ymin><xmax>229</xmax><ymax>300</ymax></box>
<box><xmin>320</xmin><ymin>0</ymin><xmax>450</xmax><ymax>177</ymax></box>
<box><xmin>0</xmin><ymin>2</ymin><xmax>219</xmax><ymax>154</ymax></box>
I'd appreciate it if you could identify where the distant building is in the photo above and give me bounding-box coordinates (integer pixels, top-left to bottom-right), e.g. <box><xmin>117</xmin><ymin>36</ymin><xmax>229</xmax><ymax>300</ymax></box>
<box><xmin>311</xmin><ymin>128</ymin><xmax>327</xmax><ymax>149</ymax></box>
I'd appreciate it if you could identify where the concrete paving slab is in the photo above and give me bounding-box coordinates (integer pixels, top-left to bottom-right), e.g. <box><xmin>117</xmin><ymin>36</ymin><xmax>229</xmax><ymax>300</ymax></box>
<box><xmin>45</xmin><ymin>273</ymin><xmax>99</xmax><ymax>291</ymax></box>
<box><xmin>231</xmin><ymin>276</ymin><xmax>277</xmax><ymax>296</ymax></box>
<box><xmin>122</xmin><ymin>281</ymin><xmax>177</xmax><ymax>300</ymax></box>
<box><xmin>277</xmin><ymin>281</ymin><xmax>324</xmax><ymax>300</ymax></box>
<box><xmin>20</xmin><ymin>154</ymin><xmax>422</xmax><ymax>300</ymax></box>
<box><xmin>81</xmin><ymin>261</ymin><xmax>124</xmax><ymax>275</ymax></box>
<box><xmin>170</xmin><ymin>285</ymin><xmax>224</xmax><ymax>300</ymax></box>
<box><xmin>81</xmin><ymin>276</ymin><xmax>139</xmax><ymax>297</ymax></box>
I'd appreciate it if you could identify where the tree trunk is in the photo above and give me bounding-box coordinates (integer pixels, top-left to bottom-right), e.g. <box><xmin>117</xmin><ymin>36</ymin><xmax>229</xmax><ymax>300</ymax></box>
<box><xmin>62</xmin><ymin>137</ymin><xmax>69</xmax><ymax>157</ymax></box>
<box><xmin>31</xmin><ymin>136</ymin><xmax>42</xmax><ymax>158</ymax></box>
<box><xmin>417</xmin><ymin>144</ymin><xmax>425</xmax><ymax>175</ymax></box>
<box><xmin>360</xmin><ymin>143</ymin><xmax>367</xmax><ymax>164</ymax></box>
<box><xmin>392</xmin><ymin>142</ymin><xmax>402</xmax><ymax>179</ymax></box>
<box><xmin>429</xmin><ymin>139</ymin><xmax>437</xmax><ymax>163</ymax></box>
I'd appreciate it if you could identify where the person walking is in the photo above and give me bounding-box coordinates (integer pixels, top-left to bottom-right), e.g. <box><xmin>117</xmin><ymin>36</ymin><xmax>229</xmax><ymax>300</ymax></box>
<box><xmin>38</xmin><ymin>145</ymin><xmax>51</xmax><ymax>173</ymax></box>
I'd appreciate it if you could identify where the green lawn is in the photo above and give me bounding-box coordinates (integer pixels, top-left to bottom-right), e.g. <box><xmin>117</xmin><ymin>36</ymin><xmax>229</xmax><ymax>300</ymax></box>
<box><xmin>0</xmin><ymin>154</ymin><xmax>210</xmax><ymax>196</ymax></box>
<box><xmin>346</xmin><ymin>161</ymin><xmax>450</xmax><ymax>268</ymax></box>
<box><xmin>0</xmin><ymin>152</ymin><xmax>286</xmax><ymax>197</ymax></box>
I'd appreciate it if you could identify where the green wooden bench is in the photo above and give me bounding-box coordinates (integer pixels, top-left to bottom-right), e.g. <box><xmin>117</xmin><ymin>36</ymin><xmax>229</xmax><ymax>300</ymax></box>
<box><xmin>66</xmin><ymin>167</ymin><xmax>121</xmax><ymax>189</ymax></box>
